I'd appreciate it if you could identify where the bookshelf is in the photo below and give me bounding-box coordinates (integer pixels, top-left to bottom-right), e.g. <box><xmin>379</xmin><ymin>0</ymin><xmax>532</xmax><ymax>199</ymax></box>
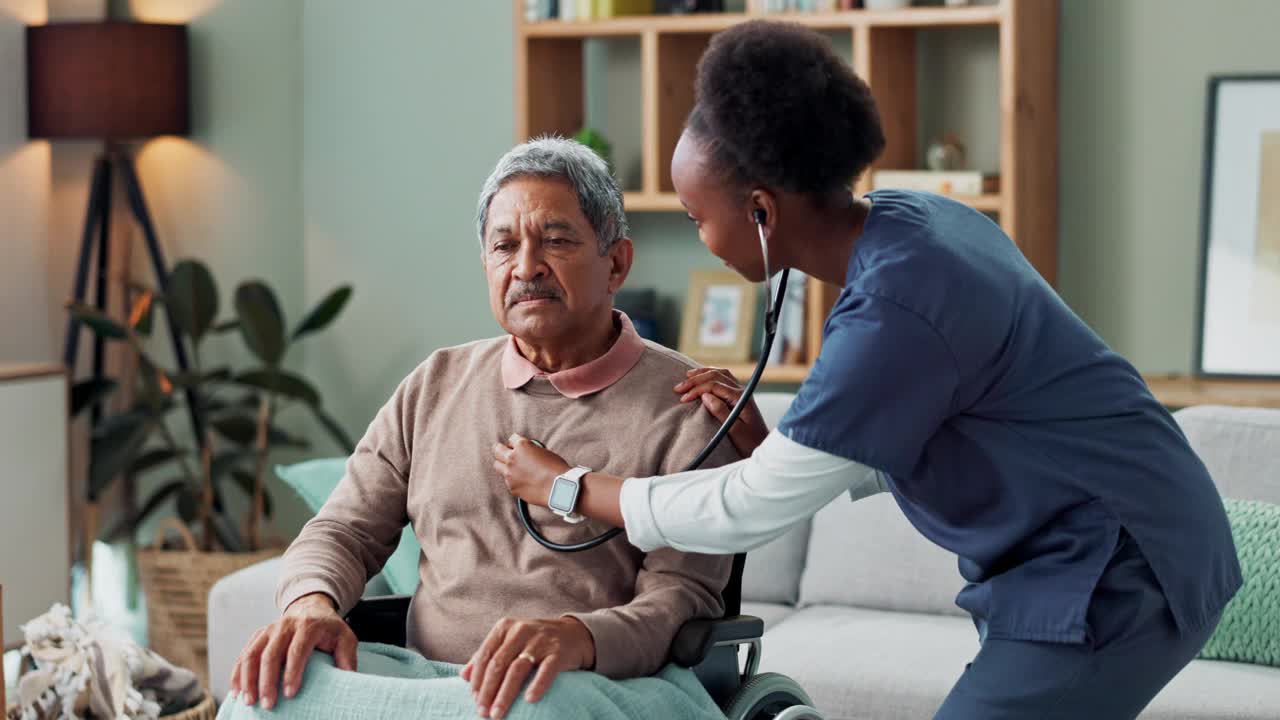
<box><xmin>514</xmin><ymin>1</ymin><xmax>1058</xmax><ymax>383</ymax></box>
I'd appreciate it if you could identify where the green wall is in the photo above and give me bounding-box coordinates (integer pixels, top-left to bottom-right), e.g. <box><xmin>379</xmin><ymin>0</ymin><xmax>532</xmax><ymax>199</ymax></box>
<box><xmin>1058</xmin><ymin>0</ymin><xmax>1280</xmax><ymax>373</ymax></box>
<box><xmin>300</xmin><ymin>0</ymin><xmax>515</xmax><ymax>439</ymax></box>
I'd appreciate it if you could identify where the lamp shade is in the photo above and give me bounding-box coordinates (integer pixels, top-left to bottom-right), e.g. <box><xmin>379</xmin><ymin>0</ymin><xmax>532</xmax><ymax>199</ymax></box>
<box><xmin>27</xmin><ymin>22</ymin><xmax>189</xmax><ymax>139</ymax></box>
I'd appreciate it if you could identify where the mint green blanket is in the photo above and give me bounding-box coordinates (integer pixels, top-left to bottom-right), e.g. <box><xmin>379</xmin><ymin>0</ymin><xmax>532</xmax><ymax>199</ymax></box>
<box><xmin>216</xmin><ymin>643</ymin><xmax>724</xmax><ymax>720</ymax></box>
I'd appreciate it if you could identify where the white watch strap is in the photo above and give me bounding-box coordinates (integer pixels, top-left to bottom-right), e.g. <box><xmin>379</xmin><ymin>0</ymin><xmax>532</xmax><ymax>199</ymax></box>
<box><xmin>557</xmin><ymin>466</ymin><xmax>590</xmax><ymax>523</ymax></box>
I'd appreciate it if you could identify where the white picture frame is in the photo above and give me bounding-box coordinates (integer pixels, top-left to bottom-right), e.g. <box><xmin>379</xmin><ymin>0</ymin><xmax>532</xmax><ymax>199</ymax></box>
<box><xmin>1195</xmin><ymin>75</ymin><xmax>1280</xmax><ymax>379</ymax></box>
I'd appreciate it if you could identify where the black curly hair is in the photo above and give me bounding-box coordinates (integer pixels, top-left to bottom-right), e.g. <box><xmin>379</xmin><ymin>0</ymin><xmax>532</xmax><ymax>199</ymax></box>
<box><xmin>687</xmin><ymin>20</ymin><xmax>885</xmax><ymax>198</ymax></box>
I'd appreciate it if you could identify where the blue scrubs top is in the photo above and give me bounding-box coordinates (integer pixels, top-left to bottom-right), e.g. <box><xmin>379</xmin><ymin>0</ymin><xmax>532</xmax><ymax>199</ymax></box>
<box><xmin>777</xmin><ymin>189</ymin><xmax>1241</xmax><ymax>644</ymax></box>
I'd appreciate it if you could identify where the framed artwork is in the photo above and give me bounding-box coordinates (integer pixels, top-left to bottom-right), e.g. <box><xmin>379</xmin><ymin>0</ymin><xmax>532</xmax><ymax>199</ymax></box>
<box><xmin>1195</xmin><ymin>75</ymin><xmax>1280</xmax><ymax>379</ymax></box>
<box><xmin>679</xmin><ymin>269</ymin><xmax>757</xmax><ymax>363</ymax></box>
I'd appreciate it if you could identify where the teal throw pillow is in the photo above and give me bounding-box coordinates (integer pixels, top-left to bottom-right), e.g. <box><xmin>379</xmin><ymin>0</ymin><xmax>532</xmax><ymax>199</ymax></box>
<box><xmin>275</xmin><ymin>458</ymin><xmax>422</xmax><ymax>596</ymax></box>
<box><xmin>1197</xmin><ymin>497</ymin><xmax>1280</xmax><ymax>667</ymax></box>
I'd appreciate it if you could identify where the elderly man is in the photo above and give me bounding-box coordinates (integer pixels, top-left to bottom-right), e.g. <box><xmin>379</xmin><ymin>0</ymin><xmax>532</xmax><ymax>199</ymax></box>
<box><xmin>222</xmin><ymin>138</ymin><xmax>744</xmax><ymax>720</ymax></box>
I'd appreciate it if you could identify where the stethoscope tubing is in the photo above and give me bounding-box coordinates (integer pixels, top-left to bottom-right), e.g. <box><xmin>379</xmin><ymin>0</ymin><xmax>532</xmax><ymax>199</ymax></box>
<box><xmin>518</xmin><ymin>229</ymin><xmax>791</xmax><ymax>552</ymax></box>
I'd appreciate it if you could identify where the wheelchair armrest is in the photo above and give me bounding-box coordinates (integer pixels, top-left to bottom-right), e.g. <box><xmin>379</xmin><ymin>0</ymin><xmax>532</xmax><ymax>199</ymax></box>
<box><xmin>669</xmin><ymin>615</ymin><xmax>765</xmax><ymax>668</ymax></box>
<box><xmin>345</xmin><ymin>594</ymin><xmax>412</xmax><ymax>647</ymax></box>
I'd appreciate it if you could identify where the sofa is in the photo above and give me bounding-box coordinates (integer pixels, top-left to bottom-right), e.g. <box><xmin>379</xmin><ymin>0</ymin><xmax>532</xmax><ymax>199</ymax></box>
<box><xmin>207</xmin><ymin>396</ymin><xmax>1280</xmax><ymax>718</ymax></box>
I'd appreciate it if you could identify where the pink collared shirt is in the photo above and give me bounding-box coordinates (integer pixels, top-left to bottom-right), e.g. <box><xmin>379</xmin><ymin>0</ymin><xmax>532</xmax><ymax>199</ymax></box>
<box><xmin>501</xmin><ymin>311</ymin><xmax>646</xmax><ymax>398</ymax></box>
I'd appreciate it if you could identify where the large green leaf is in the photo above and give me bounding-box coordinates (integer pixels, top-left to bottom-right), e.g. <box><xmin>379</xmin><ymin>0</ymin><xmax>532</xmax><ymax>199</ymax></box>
<box><xmin>292</xmin><ymin>286</ymin><xmax>352</xmax><ymax>341</ymax></box>
<box><xmin>66</xmin><ymin>302</ymin><xmax>128</xmax><ymax>340</ymax></box>
<box><xmin>234</xmin><ymin>369</ymin><xmax>320</xmax><ymax>406</ymax></box>
<box><xmin>210</xmin><ymin>415</ymin><xmax>308</xmax><ymax>449</ymax></box>
<box><xmin>171</xmin><ymin>367</ymin><xmax>231</xmax><ymax>388</ymax></box>
<box><xmin>71</xmin><ymin>378</ymin><xmax>118</xmax><ymax>417</ymax></box>
<box><xmin>309</xmin><ymin>404</ymin><xmax>355</xmax><ymax>454</ymax></box>
<box><xmin>235</xmin><ymin>282</ymin><xmax>286</xmax><ymax>366</ymax></box>
<box><xmin>211</xmin><ymin>414</ymin><xmax>257</xmax><ymax>445</ymax></box>
<box><xmin>98</xmin><ymin>480</ymin><xmax>186</xmax><ymax>543</ymax></box>
<box><xmin>210</xmin><ymin>449</ymin><xmax>251</xmax><ymax>480</ymax></box>
<box><xmin>128</xmin><ymin>448</ymin><xmax>185</xmax><ymax>476</ymax></box>
<box><xmin>175</xmin><ymin>485</ymin><xmax>199</xmax><ymax>524</ymax></box>
<box><xmin>230</xmin><ymin>468</ymin><xmax>274</xmax><ymax>517</ymax></box>
<box><xmin>88</xmin><ymin>411</ymin><xmax>152</xmax><ymax>499</ymax></box>
<box><xmin>211</xmin><ymin>514</ymin><xmax>245</xmax><ymax>552</ymax></box>
<box><xmin>167</xmin><ymin>260</ymin><xmax>219</xmax><ymax>342</ymax></box>
<box><xmin>134</xmin><ymin>357</ymin><xmax>174</xmax><ymax>408</ymax></box>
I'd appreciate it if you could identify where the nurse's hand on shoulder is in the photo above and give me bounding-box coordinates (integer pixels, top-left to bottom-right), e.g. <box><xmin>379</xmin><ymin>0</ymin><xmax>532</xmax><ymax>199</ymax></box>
<box><xmin>229</xmin><ymin>591</ymin><xmax>357</xmax><ymax>709</ymax></box>
<box><xmin>675</xmin><ymin>367</ymin><xmax>770</xmax><ymax>456</ymax></box>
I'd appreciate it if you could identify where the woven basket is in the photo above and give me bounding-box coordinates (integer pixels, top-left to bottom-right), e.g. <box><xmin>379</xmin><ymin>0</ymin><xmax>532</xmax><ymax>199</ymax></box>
<box><xmin>161</xmin><ymin>691</ymin><xmax>217</xmax><ymax>720</ymax></box>
<box><xmin>137</xmin><ymin>519</ymin><xmax>280</xmax><ymax>689</ymax></box>
<box><xmin>6</xmin><ymin>692</ymin><xmax>216</xmax><ymax>720</ymax></box>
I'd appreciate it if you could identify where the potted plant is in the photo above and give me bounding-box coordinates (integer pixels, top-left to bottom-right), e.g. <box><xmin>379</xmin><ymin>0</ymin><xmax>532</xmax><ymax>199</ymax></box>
<box><xmin>66</xmin><ymin>258</ymin><xmax>354</xmax><ymax>685</ymax></box>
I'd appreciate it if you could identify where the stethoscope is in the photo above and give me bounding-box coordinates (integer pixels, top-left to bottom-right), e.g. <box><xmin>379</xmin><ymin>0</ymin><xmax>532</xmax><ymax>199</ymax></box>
<box><xmin>518</xmin><ymin>209</ymin><xmax>790</xmax><ymax>552</ymax></box>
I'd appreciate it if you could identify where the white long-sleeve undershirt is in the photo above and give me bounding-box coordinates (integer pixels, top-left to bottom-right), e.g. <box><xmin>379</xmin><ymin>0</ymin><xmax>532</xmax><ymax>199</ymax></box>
<box><xmin>619</xmin><ymin>429</ymin><xmax>888</xmax><ymax>554</ymax></box>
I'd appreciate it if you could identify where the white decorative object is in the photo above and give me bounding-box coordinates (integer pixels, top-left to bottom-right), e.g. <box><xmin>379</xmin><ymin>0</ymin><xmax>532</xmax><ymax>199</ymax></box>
<box><xmin>863</xmin><ymin>0</ymin><xmax>911</xmax><ymax>9</ymax></box>
<box><xmin>1197</xmin><ymin>75</ymin><xmax>1280</xmax><ymax>378</ymax></box>
<box><xmin>872</xmin><ymin>170</ymin><xmax>997</xmax><ymax>195</ymax></box>
<box><xmin>925</xmin><ymin>134</ymin><xmax>966</xmax><ymax>170</ymax></box>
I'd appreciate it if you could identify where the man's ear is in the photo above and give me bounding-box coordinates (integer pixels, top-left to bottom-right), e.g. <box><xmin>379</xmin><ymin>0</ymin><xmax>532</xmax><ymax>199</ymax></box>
<box><xmin>607</xmin><ymin>238</ymin><xmax>634</xmax><ymax>294</ymax></box>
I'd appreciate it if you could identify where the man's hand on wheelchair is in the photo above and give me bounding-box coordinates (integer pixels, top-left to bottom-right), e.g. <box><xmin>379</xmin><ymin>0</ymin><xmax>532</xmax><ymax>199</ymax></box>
<box><xmin>228</xmin><ymin>592</ymin><xmax>357</xmax><ymax>710</ymax></box>
<box><xmin>462</xmin><ymin>616</ymin><xmax>596</xmax><ymax>719</ymax></box>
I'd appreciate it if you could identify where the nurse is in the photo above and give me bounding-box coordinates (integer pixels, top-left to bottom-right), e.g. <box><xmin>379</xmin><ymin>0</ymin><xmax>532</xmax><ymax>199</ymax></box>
<box><xmin>493</xmin><ymin>20</ymin><xmax>1240</xmax><ymax>719</ymax></box>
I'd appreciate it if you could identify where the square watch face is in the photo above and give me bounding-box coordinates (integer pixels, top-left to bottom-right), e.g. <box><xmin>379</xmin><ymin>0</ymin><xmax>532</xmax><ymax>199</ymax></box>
<box><xmin>549</xmin><ymin>476</ymin><xmax>578</xmax><ymax>512</ymax></box>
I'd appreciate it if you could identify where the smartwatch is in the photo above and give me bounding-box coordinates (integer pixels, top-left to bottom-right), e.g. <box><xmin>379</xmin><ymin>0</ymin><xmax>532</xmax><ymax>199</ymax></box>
<box><xmin>548</xmin><ymin>466</ymin><xmax>590</xmax><ymax>523</ymax></box>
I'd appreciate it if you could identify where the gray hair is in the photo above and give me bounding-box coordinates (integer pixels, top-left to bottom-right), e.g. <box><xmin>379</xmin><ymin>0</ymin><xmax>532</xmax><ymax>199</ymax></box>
<box><xmin>476</xmin><ymin>136</ymin><xmax>629</xmax><ymax>255</ymax></box>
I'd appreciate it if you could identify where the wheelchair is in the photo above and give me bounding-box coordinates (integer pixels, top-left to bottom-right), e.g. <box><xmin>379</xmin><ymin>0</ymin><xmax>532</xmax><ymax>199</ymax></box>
<box><xmin>345</xmin><ymin>552</ymin><xmax>824</xmax><ymax>720</ymax></box>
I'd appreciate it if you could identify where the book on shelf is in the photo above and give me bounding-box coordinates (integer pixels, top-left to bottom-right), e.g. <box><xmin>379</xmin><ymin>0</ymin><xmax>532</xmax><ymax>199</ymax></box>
<box><xmin>752</xmin><ymin>0</ymin><xmax>847</xmax><ymax>12</ymax></box>
<box><xmin>871</xmin><ymin>170</ymin><xmax>999</xmax><ymax>196</ymax></box>
<box><xmin>525</xmin><ymin>0</ymin><xmax>658</xmax><ymax>21</ymax></box>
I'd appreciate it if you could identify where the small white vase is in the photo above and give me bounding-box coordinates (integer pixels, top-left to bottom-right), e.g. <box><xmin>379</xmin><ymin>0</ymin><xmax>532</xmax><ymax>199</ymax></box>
<box><xmin>863</xmin><ymin>0</ymin><xmax>911</xmax><ymax>9</ymax></box>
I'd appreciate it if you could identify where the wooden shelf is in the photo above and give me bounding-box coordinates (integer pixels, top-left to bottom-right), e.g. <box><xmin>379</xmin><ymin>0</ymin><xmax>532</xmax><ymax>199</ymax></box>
<box><xmin>959</xmin><ymin>193</ymin><xmax>1003</xmax><ymax>212</ymax></box>
<box><xmin>624</xmin><ymin>191</ymin><xmax>1001</xmax><ymax>214</ymax></box>
<box><xmin>519</xmin><ymin>6</ymin><xmax>1004</xmax><ymax>38</ymax></box>
<box><xmin>719</xmin><ymin>362</ymin><xmax>811</xmax><ymax>385</ymax></box>
<box><xmin>672</xmin><ymin>373</ymin><xmax>1280</xmax><ymax>406</ymax></box>
<box><xmin>516</xmin><ymin>0</ymin><xmax>1056</xmax><ymax>388</ymax></box>
<box><xmin>623</xmin><ymin>192</ymin><xmax>684</xmax><ymax>212</ymax></box>
<box><xmin>1143</xmin><ymin>375</ymin><xmax>1280</xmax><ymax>410</ymax></box>
<box><xmin>0</xmin><ymin>363</ymin><xmax>65</xmax><ymax>383</ymax></box>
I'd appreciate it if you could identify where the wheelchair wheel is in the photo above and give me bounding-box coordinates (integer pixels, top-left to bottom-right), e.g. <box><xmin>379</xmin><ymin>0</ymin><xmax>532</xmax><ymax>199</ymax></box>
<box><xmin>722</xmin><ymin>672</ymin><xmax>824</xmax><ymax>720</ymax></box>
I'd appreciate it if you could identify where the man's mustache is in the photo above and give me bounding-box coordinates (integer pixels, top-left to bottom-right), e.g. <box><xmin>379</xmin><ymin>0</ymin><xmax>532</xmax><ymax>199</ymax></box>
<box><xmin>506</xmin><ymin>282</ymin><xmax>563</xmax><ymax>307</ymax></box>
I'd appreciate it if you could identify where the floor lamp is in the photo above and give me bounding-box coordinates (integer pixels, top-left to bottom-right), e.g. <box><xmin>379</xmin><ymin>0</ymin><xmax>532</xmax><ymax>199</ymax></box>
<box><xmin>26</xmin><ymin>21</ymin><xmax>203</xmax><ymax>577</ymax></box>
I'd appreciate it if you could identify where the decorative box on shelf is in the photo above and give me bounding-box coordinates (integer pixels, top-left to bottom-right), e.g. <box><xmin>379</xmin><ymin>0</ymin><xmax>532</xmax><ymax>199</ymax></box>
<box><xmin>871</xmin><ymin>169</ymin><xmax>1000</xmax><ymax>196</ymax></box>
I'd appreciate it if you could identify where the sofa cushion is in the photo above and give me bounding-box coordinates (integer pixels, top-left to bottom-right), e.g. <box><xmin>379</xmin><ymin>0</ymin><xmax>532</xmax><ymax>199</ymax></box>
<box><xmin>1143</xmin><ymin>657</ymin><xmax>1280</xmax><ymax>719</ymax></box>
<box><xmin>275</xmin><ymin>458</ymin><xmax>422</xmax><ymax>595</ymax></box>
<box><xmin>742</xmin><ymin>521</ymin><xmax>811</xmax><ymax>605</ymax></box>
<box><xmin>799</xmin><ymin>492</ymin><xmax>965</xmax><ymax>617</ymax></box>
<box><xmin>741</xmin><ymin>601</ymin><xmax>795</xmax><ymax>631</ymax></box>
<box><xmin>759</xmin><ymin>605</ymin><xmax>977</xmax><ymax>720</ymax></box>
<box><xmin>738</xmin><ymin>392</ymin><xmax>811</xmax><ymax>606</ymax></box>
<box><xmin>1173</xmin><ymin>405</ymin><xmax>1280</xmax><ymax>503</ymax></box>
<box><xmin>757</xmin><ymin>605</ymin><xmax>1280</xmax><ymax>720</ymax></box>
<box><xmin>1197</xmin><ymin>497</ymin><xmax>1280</xmax><ymax>667</ymax></box>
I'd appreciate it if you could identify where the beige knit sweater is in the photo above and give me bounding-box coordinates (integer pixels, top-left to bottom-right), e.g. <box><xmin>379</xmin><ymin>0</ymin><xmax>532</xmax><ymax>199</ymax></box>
<box><xmin>276</xmin><ymin>336</ymin><xmax>739</xmax><ymax>678</ymax></box>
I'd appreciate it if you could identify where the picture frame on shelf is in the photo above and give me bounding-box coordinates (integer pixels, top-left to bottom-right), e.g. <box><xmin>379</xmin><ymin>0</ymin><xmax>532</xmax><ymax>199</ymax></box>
<box><xmin>1195</xmin><ymin>75</ymin><xmax>1280</xmax><ymax>379</ymax></box>
<box><xmin>680</xmin><ymin>269</ymin><xmax>757</xmax><ymax>363</ymax></box>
